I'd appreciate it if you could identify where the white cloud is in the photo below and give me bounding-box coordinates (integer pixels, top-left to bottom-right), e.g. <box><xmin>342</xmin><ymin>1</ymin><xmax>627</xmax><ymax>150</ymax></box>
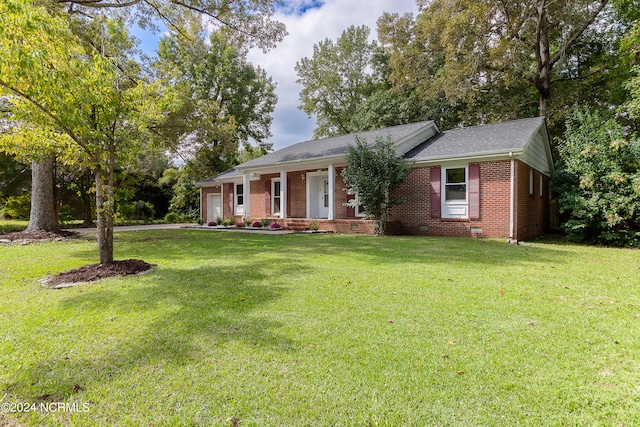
<box><xmin>248</xmin><ymin>0</ymin><xmax>419</xmax><ymax>150</ymax></box>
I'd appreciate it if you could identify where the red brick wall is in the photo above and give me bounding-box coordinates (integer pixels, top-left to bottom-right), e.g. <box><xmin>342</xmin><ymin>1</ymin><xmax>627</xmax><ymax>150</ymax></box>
<box><xmin>514</xmin><ymin>161</ymin><xmax>550</xmax><ymax>240</ymax></box>
<box><xmin>390</xmin><ymin>160</ymin><xmax>540</xmax><ymax>239</ymax></box>
<box><xmin>210</xmin><ymin>160</ymin><xmax>549</xmax><ymax>239</ymax></box>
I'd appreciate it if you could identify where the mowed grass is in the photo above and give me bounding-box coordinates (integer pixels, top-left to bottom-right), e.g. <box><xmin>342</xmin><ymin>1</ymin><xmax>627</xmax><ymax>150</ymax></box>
<box><xmin>0</xmin><ymin>230</ymin><xmax>639</xmax><ymax>426</ymax></box>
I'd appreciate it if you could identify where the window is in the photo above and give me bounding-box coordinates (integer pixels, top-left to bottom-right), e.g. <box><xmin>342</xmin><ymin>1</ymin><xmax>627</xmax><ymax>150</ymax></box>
<box><xmin>355</xmin><ymin>193</ymin><xmax>366</xmax><ymax>217</ymax></box>
<box><xmin>539</xmin><ymin>175</ymin><xmax>544</xmax><ymax>197</ymax></box>
<box><xmin>529</xmin><ymin>169</ymin><xmax>534</xmax><ymax>195</ymax></box>
<box><xmin>442</xmin><ymin>166</ymin><xmax>468</xmax><ymax>218</ymax></box>
<box><xmin>236</xmin><ymin>184</ymin><xmax>244</xmax><ymax>206</ymax></box>
<box><xmin>445</xmin><ymin>167</ymin><xmax>467</xmax><ymax>201</ymax></box>
<box><xmin>272</xmin><ymin>179</ymin><xmax>281</xmax><ymax>215</ymax></box>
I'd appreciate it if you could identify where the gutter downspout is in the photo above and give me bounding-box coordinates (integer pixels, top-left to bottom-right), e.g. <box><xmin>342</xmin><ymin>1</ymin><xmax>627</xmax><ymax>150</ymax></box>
<box><xmin>509</xmin><ymin>153</ymin><xmax>515</xmax><ymax>242</ymax></box>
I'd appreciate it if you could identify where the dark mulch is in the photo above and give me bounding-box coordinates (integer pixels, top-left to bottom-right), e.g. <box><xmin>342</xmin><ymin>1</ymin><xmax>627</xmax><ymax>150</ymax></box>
<box><xmin>45</xmin><ymin>259</ymin><xmax>156</xmax><ymax>287</ymax></box>
<box><xmin>0</xmin><ymin>229</ymin><xmax>78</xmax><ymax>241</ymax></box>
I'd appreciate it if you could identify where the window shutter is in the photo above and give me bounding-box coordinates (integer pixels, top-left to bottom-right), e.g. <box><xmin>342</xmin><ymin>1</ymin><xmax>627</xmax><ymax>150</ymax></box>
<box><xmin>346</xmin><ymin>193</ymin><xmax>355</xmax><ymax>217</ymax></box>
<box><xmin>430</xmin><ymin>167</ymin><xmax>441</xmax><ymax>218</ymax></box>
<box><xmin>264</xmin><ymin>180</ymin><xmax>270</xmax><ymax>214</ymax></box>
<box><xmin>468</xmin><ymin>164</ymin><xmax>480</xmax><ymax>219</ymax></box>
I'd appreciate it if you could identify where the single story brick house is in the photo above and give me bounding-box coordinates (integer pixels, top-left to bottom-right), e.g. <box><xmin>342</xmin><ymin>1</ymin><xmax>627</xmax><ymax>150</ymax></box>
<box><xmin>196</xmin><ymin>117</ymin><xmax>554</xmax><ymax>241</ymax></box>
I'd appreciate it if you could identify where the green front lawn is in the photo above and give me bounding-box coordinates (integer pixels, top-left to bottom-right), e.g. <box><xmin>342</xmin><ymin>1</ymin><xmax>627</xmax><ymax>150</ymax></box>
<box><xmin>0</xmin><ymin>231</ymin><xmax>638</xmax><ymax>426</ymax></box>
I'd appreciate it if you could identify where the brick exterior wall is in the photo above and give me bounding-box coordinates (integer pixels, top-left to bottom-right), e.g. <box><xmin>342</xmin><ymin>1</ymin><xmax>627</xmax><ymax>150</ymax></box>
<box><xmin>514</xmin><ymin>161</ymin><xmax>550</xmax><ymax>240</ymax></box>
<box><xmin>390</xmin><ymin>160</ymin><xmax>548</xmax><ymax>239</ymax></box>
<box><xmin>202</xmin><ymin>160</ymin><xmax>550</xmax><ymax>239</ymax></box>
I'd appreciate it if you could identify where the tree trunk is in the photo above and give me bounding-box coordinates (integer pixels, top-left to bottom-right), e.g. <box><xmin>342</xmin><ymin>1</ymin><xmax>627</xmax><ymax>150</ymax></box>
<box><xmin>95</xmin><ymin>164</ymin><xmax>113</xmax><ymax>265</ymax></box>
<box><xmin>535</xmin><ymin>0</ymin><xmax>552</xmax><ymax>118</ymax></box>
<box><xmin>26</xmin><ymin>155</ymin><xmax>59</xmax><ymax>232</ymax></box>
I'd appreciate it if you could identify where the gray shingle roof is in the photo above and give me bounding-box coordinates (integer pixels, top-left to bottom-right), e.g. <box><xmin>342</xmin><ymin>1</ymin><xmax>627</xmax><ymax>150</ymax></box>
<box><xmin>238</xmin><ymin>121</ymin><xmax>435</xmax><ymax>169</ymax></box>
<box><xmin>406</xmin><ymin>117</ymin><xmax>545</xmax><ymax>161</ymax></box>
<box><xmin>199</xmin><ymin>117</ymin><xmax>549</xmax><ymax>184</ymax></box>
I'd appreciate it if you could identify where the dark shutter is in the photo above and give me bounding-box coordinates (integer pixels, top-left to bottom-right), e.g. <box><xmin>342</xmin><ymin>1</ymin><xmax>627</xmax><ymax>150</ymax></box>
<box><xmin>346</xmin><ymin>193</ymin><xmax>355</xmax><ymax>218</ymax></box>
<box><xmin>430</xmin><ymin>167</ymin><xmax>441</xmax><ymax>218</ymax></box>
<box><xmin>468</xmin><ymin>164</ymin><xmax>480</xmax><ymax>219</ymax></box>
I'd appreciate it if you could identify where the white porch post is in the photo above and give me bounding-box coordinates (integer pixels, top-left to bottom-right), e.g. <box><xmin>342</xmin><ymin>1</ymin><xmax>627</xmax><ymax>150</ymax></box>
<box><xmin>280</xmin><ymin>170</ymin><xmax>287</xmax><ymax>219</ymax></box>
<box><xmin>243</xmin><ymin>172</ymin><xmax>250</xmax><ymax>219</ymax></box>
<box><xmin>328</xmin><ymin>163</ymin><xmax>335</xmax><ymax>220</ymax></box>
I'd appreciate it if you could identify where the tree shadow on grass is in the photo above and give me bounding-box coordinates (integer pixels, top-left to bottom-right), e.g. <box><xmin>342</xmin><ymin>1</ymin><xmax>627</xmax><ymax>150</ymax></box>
<box><xmin>4</xmin><ymin>259</ymin><xmax>305</xmax><ymax>406</ymax></box>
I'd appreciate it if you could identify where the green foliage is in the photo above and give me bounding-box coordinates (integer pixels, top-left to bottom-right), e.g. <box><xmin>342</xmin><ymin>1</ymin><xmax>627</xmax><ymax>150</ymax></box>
<box><xmin>1</xmin><ymin>192</ymin><xmax>30</xmax><ymax>219</ymax></box>
<box><xmin>295</xmin><ymin>25</ymin><xmax>380</xmax><ymax>138</ymax></box>
<box><xmin>155</xmin><ymin>27</ymin><xmax>277</xmax><ymax>177</ymax></box>
<box><xmin>378</xmin><ymin>1</ymin><xmax>635</xmax><ymax>134</ymax></box>
<box><xmin>341</xmin><ymin>135</ymin><xmax>409</xmax><ymax>235</ymax></box>
<box><xmin>57</xmin><ymin>205</ymin><xmax>74</xmax><ymax>226</ymax></box>
<box><xmin>160</xmin><ymin>167</ymin><xmax>199</xmax><ymax>220</ymax></box>
<box><xmin>622</xmin><ymin>20</ymin><xmax>640</xmax><ymax>119</ymax></box>
<box><xmin>553</xmin><ymin>107</ymin><xmax>640</xmax><ymax>246</ymax></box>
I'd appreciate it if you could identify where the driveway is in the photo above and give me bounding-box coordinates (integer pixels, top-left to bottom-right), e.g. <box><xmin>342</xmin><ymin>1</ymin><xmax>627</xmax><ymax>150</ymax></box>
<box><xmin>66</xmin><ymin>223</ymin><xmax>191</xmax><ymax>234</ymax></box>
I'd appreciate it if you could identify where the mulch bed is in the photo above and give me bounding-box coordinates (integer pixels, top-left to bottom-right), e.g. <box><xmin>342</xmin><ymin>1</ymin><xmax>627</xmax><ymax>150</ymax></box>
<box><xmin>44</xmin><ymin>259</ymin><xmax>156</xmax><ymax>288</ymax></box>
<box><xmin>0</xmin><ymin>229</ymin><xmax>78</xmax><ymax>242</ymax></box>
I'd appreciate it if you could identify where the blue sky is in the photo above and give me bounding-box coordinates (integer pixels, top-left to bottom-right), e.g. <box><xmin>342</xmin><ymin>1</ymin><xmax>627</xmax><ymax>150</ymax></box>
<box><xmin>134</xmin><ymin>0</ymin><xmax>419</xmax><ymax>150</ymax></box>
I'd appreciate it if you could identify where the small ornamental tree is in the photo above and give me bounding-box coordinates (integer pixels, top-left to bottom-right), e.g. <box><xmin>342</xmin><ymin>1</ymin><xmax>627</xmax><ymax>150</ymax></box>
<box><xmin>341</xmin><ymin>135</ymin><xmax>409</xmax><ymax>235</ymax></box>
<box><xmin>553</xmin><ymin>107</ymin><xmax>640</xmax><ymax>246</ymax></box>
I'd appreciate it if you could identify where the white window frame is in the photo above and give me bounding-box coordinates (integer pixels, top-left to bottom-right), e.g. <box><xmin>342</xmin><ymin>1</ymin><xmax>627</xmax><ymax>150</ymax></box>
<box><xmin>271</xmin><ymin>178</ymin><xmax>281</xmax><ymax>216</ymax></box>
<box><xmin>235</xmin><ymin>183</ymin><xmax>244</xmax><ymax>215</ymax></box>
<box><xmin>442</xmin><ymin>165</ymin><xmax>468</xmax><ymax>219</ymax></box>
<box><xmin>353</xmin><ymin>192</ymin><xmax>366</xmax><ymax>217</ymax></box>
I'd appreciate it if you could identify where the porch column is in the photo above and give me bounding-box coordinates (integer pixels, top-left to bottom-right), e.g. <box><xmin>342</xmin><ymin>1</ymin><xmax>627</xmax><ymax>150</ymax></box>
<box><xmin>280</xmin><ymin>170</ymin><xmax>287</xmax><ymax>219</ymax></box>
<box><xmin>243</xmin><ymin>172</ymin><xmax>250</xmax><ymax>219</ymax></box>
<box><xmin>328</xmin><ymin>163</ymin><xmax>335</xmax><ymax>220</ymax></box>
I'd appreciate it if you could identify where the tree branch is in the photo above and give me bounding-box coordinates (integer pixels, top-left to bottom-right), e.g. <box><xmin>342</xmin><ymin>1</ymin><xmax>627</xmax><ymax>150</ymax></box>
<box><xmin>550</xmin><ymin>0</ymin><xmax>609</xmax><ymax>67</ymax></box>
<box><xmin>0</xmin><ymin>79</ymin><xmax>90</xmax><ymax>153</ymax></box>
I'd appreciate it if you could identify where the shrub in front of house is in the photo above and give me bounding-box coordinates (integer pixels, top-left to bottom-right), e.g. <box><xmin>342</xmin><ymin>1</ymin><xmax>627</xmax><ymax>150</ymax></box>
<box><xmin>207</xmin><ymin>221</ymin><xmax>217</xmax><ymax>227</ymax></box>
<box><xmin>270</xmin><ymin>222</ymin><xmax>282</xmax><ymax>230</ymax></box>
<box><xmin>260</xmin><ymin>218</ymin><xmax>269</xmax><ymax>227</ymax></box>
<box><xmin>252</xmin><ymin>221</ymin><xmax>262</xmax><ymax>227</ymax></box>
<box><xmin>236</xmin><ymin>222</ymin><xmax>244</xmax><ymax>228</ymax></box>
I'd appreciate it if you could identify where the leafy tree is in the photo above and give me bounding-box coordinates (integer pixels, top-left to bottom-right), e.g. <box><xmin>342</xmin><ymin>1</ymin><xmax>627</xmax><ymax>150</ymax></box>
<box><xmin>622</xmin><ymin>20</ymin><xmax>640</xmax><ymax>120</ymax></box>
<box><xmin>159</xmin><ymin>167</ymin><xmax>199</xmax><ymax>219</ymax></box>
<box><xmin>296</xmin><ymin>25</ymin><xmax>380</xmax><ymax>138</ymax></box>
<box><xmin>0</xmin><ymin>1</ymin><xmax>169</xmax><ymax>263</ymax></box>
<box><xmin>553</xmin><ymin>107</ymin><xmax>640</xmax><ymax>246</ymax></box>
<box><xmin>378</xmin><ymin>1</ymin><xmax>635</xmax><ymax>133</ymax></box>
<box><xmin>155</xmin><ymin>27</ymin><xmax>277</xmax><ymax>178</ymax></box>
<box><xmin>341</xmin><ymin>135</ymin><xmax>409</xmax><ymax>236</ymax></box>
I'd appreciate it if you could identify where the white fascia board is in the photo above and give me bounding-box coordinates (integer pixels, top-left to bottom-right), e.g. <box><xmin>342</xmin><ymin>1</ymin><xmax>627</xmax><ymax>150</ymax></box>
<box><xmin>409</xmin><ymin>150</ymin><xmax>524</xmax><ymax>168</ymax></box>
<box><xmin>238</xmin><ymin>156</ymin><xmax>348</xmax><ymax>175</ymax></box>
<box><xmin>195</xmin><ymin>181</ymin><xmax>220</xmax><ymax>188</ymax></box>
<box><xmin>395</xmin><ymin>121</ymin><xmax>439</xmax><ymax>155</ymax></box>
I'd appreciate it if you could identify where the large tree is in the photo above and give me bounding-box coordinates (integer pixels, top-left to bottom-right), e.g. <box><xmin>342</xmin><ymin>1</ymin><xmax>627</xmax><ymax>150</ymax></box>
<box><xmin>0</xmin><ymin>1</ymin><xmax>170</xmax><ymax>263</ymax></box>
<box><xmin>295</xmin><ymin>25</ymin><xmax>380</xmax><ymax>138</ymax></box>
<box><xmin>155</xmin><ymin>26</ymin><xmax>277</xmax><ymax>179</ymax></box>
<box><xmin>378</xmin><ymin>0</ymin><xmax>635</xmax><ymax>131</ymax></box>
<box><xmin>2</xmin><ymin>0</ymin><xmax>285</xmax><ymax>233</ymax></box>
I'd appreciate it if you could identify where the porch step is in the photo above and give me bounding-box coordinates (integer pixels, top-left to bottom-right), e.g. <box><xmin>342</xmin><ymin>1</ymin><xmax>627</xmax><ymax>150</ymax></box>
<box><xmin>284</xmin><ymin>220</ymin><xmax>310</xmax><ymax>231</ymax></box>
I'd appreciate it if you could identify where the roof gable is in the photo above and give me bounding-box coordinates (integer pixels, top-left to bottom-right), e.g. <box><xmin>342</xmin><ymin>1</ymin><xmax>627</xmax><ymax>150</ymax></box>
<box><xmin>406</xmin><ymin>117</ymin><xmax>553</xmax><ymax>173</ymax></box>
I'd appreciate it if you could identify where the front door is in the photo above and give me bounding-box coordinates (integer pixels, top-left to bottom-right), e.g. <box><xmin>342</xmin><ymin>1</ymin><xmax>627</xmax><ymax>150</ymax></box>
<box><xmin>318</xmin><ymin>179</ymin><xmax>329</xmax><ymax>218</ymax></box>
